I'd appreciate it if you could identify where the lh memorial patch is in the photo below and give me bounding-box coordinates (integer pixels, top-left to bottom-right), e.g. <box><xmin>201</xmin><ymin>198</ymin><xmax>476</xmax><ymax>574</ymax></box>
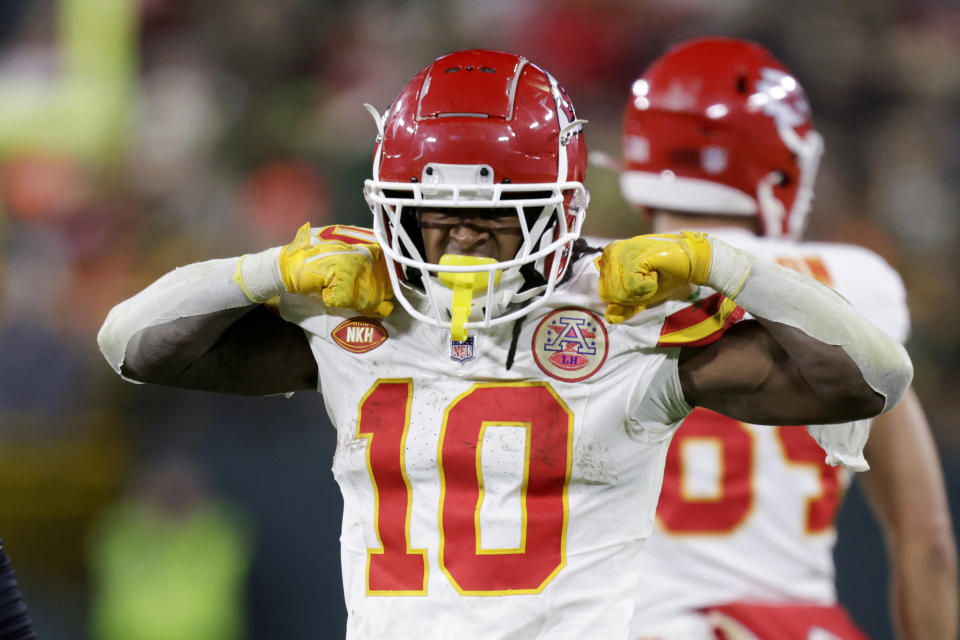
<box><xmin>532</xmin><ymin>308</ymin><xmax>608</xmax><ymax>382</ymax></box>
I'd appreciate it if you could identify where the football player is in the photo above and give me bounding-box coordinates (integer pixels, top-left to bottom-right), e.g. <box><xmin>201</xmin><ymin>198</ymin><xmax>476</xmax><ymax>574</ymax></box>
<box><xmin>617</xmin><ymin>37</ymin><xmax>957</xmax><ymax>640</ymax></box>
<box><xmin>97</xmin><ymin>49</ymin><xmax>912</xmax><ymax>640</ymax></box>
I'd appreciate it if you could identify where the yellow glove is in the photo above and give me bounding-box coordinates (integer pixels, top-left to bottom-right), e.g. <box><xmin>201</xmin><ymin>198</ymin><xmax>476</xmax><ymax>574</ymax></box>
<box><xmin>279</xmin><ymin>223</ymin><xmax>394</xmax><ymax>318</ymax></box>
<box><xmin>598</xmin><ymin>231</ymin><xmax>712</xmax><ymax>324</ymax></box>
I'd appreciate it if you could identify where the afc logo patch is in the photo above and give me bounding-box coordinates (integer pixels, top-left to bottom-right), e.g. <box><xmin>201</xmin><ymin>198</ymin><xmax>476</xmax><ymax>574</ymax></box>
<box><xmin>532</xmin><ymin>308</ymin><xmax>608</xmax><ymax>382</ymax></box>
<box><xmin>331</xmin><ymin>317</ymin><xmax>388</xmax><ymax>354</ymax></box>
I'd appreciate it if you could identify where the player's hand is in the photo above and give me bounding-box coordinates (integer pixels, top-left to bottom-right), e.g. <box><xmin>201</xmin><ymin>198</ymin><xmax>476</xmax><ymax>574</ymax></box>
<box><xmin>279</xmin><ymin>223</ymin><xmax>394</xmax><ymax>318</ymax></box>
<box><xmin>598</xmin><ymin>231</ymin><xmax>711</xmax><ymax>323</ymax></box>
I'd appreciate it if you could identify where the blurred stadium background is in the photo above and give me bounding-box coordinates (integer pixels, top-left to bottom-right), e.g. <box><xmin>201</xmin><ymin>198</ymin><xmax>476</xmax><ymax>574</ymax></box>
<box><xmin>0</xmin><ymin>0</ymin><xmax>956</xmax><ymax>637</ymax></box>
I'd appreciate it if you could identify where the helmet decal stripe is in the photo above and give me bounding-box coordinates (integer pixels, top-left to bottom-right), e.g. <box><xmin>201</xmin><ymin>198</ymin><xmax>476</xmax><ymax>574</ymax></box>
<box><xmin>504</xmin><ymin>58</ymin><xmax>528</xmax><ymax>122</ymax></box>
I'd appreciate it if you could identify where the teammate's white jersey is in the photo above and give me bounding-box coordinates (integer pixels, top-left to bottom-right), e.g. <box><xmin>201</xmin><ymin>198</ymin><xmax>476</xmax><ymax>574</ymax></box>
<box><xmin>277</xmin><ymin>233</ymin><xmax>734</xmax><ymax>640</ymax></box>
<box><xmin>630</xmin><ymin>228</ymin><xmax>910</xmax><ymax>639</ymax></box>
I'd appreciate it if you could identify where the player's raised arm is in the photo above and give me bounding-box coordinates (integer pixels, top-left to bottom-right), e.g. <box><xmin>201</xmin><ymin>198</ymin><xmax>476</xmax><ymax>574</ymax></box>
<box><xmin>858</xmin><ymin>389</ymin><xmax>958</xmax><ymax>640</ymax></box>
<box><xmin>97</xmin><ymin>223</ymin><xmax>394</xmax><ymax>395</ymax></box>
<box><xmin>598</xmin><ymin>232</ymin><xmax>913</xmax><ymax>424</ymax></box>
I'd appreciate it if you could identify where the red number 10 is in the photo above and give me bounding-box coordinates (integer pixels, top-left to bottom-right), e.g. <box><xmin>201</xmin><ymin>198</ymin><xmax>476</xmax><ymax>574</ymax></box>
<box><xmin>357</xmin><ymin>380</ymin><xmax>573</xmax><ymax>596</ymax></box>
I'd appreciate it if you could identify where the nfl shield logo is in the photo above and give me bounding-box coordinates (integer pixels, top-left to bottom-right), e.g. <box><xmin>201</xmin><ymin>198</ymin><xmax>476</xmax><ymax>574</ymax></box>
<box><xmin>449</xmin><ymin>335</ymin><xmax>475</xmax><ymax>362</ymax></box>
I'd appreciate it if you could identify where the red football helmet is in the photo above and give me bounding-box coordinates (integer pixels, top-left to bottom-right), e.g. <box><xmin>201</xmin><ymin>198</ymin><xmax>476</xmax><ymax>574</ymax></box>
<box><xmin>620</xmin><ymin>37</ymin><xmax>823</xmax><ymax>238</ymax></box>
<box><xmin>364</xmin><ymin>49</ymin><xmax>588</xmax><ymax>334</ymax></box>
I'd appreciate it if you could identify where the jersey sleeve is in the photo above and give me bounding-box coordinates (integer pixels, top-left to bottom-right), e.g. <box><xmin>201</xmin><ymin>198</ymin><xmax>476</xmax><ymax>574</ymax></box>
<box><xmin>805</xmin><ymin>420</ymin><xmax>872</xmax><ymax>471</ymax></box>
<box><xmin>277</xmin><ymin>287</ymin><xmax>338</xmax><ymax>395</ymax></box>
<box><xmin>624</xmin><ymin>347</ymin><xmax>693</xmax><ymax>443</ymax></box>
<box><xmin>655</xmin><ymin>290</ymin><xmax>746</xmax><ymax>348</ymax></box>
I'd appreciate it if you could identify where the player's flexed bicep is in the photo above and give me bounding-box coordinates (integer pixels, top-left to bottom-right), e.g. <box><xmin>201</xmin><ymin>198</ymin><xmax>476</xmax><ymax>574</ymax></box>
<box><xmin>677</xmin><ymin>318</ymin><xmax>883</xmax><ymax>425</ymax></box>
<box><xmin>97</xmin><ymin>223</ymin><xmax>393</xmax><ymax>395</ymax></box>
<box><xmin>598</xmin><ymin>232</ymin><xmax>913</xmax><ymax>424</ymax></box>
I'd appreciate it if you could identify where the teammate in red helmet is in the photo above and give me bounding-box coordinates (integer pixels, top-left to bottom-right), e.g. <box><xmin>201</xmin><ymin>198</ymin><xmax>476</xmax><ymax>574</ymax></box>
<box><xmin>620</xmin><ymin>37</ymin><xmax>956</xmax><ymax>640</ymax></box>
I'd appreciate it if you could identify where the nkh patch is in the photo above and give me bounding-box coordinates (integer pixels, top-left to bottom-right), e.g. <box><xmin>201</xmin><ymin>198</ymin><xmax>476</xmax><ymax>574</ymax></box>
<box><xmin>532</xmin><ymin>308</ymin><xmax>608</xmax><ymax>382</ymax></box>
<box><xmin>449</xmin><ymin>335</ymin><xmax>475</xmax><ymax>363</ymax></box>
<box><xmin>331</xmin><ymin>317</ymin><xmax>388</xmax><ymax>354</ymax></box>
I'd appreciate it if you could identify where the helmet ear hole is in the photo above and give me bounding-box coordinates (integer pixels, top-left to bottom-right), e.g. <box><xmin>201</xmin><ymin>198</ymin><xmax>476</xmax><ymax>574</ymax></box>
<box><xmin>670</xmin><ymin>148</ymin><xmax>700</xmax><ymax>166</ymax></box>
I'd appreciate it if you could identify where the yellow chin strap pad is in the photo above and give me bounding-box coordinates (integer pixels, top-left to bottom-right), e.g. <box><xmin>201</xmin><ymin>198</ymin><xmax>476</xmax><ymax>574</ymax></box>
<box><xmin>437</xmin><ymin>255</ymin><xmax>501</xmax><ymax>341</ymax></box>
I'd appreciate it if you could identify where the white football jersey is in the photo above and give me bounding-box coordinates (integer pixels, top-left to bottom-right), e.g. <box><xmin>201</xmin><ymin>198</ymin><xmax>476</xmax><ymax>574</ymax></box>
<box><xmin>630</xmin><ymin>228</ymin><xmax>910</xmax><ymax>639</ymax></box>
<box><xmin>276</xmin><ymin>230</ymin><xmax>740</xmax><ymax>640</ymax></box>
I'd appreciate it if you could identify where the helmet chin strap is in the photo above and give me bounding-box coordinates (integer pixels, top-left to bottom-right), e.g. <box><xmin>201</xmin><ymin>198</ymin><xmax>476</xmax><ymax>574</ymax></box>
<box><xmin>437</xmin><ymin>255</ymin><xmax>501</xmax><ymax>341</ymax></box>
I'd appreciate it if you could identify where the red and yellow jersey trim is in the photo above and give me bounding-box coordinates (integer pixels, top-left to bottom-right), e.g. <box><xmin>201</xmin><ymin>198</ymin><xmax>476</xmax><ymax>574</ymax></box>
<box><xmin>657</xmin><ymin>292</ymin><xmax>745</xmax><ymax>347</ymax></box>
